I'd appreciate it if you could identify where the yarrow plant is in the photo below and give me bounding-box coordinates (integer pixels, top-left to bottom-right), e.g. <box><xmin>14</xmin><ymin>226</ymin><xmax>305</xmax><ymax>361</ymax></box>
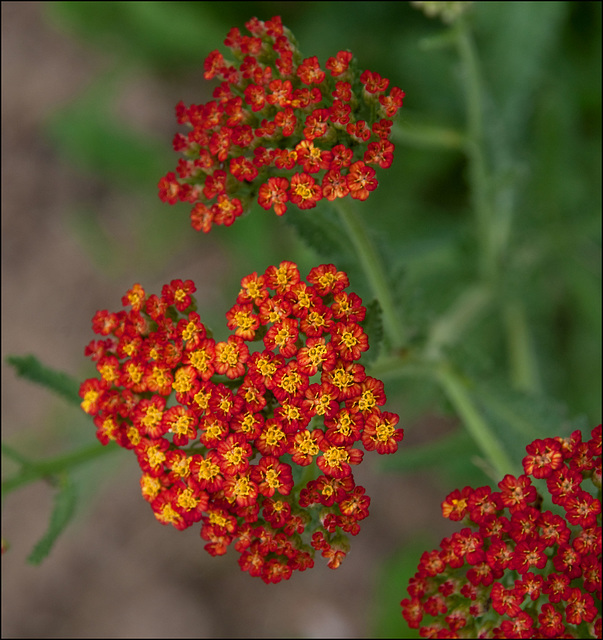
<box><xmin>3</xmin><ymin>5</ymin><xmax>600</xmax><ymax>637</ymax></box>
<box><xmin>158</xmin><ymin>15</ymin><xmax>404</xmax><ymax>232</ymax></box>
<box><xmin>79</xmin><ymin>262</ymin><xmax>403</xmax><ymax>583</ymax></box>
<box><xmin>401</xmin><ymin>425</ymin><xmax>602</xmax><ymax>638</ymax></box>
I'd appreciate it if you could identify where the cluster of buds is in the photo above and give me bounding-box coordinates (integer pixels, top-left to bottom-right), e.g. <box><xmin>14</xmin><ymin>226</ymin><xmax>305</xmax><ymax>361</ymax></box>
<box><xmin>401</xmin><ymin>426</ymin><xmax>602</xmax><ymax>638</ymax></box>
<box><xmin>411</xmin><ymin>1</ymin><xmax>474</xmax><ymax>24</ymax></box>
<box><xmin>158</xmin><ymin>15</ymin><xmax>404</xmax><ymax>232</ymax></box>
<box><xmin>79</xmin><ymin>262</ymin><xmax>403</xmax><ymax>583</ymax></box>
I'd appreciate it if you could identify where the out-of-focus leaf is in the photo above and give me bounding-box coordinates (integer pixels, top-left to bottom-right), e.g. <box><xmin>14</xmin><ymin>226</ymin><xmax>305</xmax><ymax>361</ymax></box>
<box><xmin>6</xmin><ymin>355</ymin><xmax>81</xmax><ymax>407</ymax></box>
<box><xmin>471</xmin><ymin>378</ymin><xmax>588</xmax><ymax>463</ymax></box>
<box><xmin>379</xmin><ymin>429</ymin><xmax>471</xmax><ymax>472</ymax></box>
<box><xmin>46</xmin><ymin>1</ymin><xmax>225</xmax><ymax>69</ymax></box>
<box><xmin>361</xmin><ymin>300</ymin><xmax>384</xmax><ymax>364</ymax></box>
<box><xmin>27</xmin><ymin>474</ymin><xmax>78</xmax><ymax>565</ymax></box>
<box><xmin>371</xmin><ymin>540</ymin><xmax>437</xmax><ymax>639</ymax></box>
<box><xmin>475</xmin><ymin>1</ymin><xmax>568</xmax><ymax>155</ymax></box>
<box><xmin>45</xmin><ymin>75</ymin><xmax>169</xmax><ymax>190</ymax></box>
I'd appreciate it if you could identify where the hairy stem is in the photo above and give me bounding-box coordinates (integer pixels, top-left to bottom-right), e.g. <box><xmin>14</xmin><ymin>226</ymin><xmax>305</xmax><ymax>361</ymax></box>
<box><xmin>436</xmin><ymin>362</ymin><xmax>516</xmax><ymax>479</ymax></box>
<box><xmin>333</xmin><ymin>197</ymin><xmax>404</xmax><ymax>349</ymax></box>
<box><xmin>1</xmin><ymin>441</ymin><xmax>119</xmax><ymax>495</ymax></box>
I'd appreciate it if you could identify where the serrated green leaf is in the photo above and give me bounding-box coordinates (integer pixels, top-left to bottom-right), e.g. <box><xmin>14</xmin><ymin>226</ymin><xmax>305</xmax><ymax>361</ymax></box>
<box><xmin>28</xmin><ymin>474</ymin><xmax>78</xmax><ymax>565</ymax></box>
<box><xmin>284</xmin><ymin>204</ymin><xmax>350</xmax><ymax>264</ymax></box>
<box><xmin>361</xmin><ymin>299</ymin><xmax>384</xmax><ymax>364</ymax></box>
<box><xmin>469</xmin><ymin>378</ymin><xmax>588</xmax><ymax>467</ymax></box>
<box><xmin>475</xmin><ymin>1</ymin><xmax>568</xmax><ymax>155</ymax></box>
<box><xmin>6</xmin><ymin>355</ymin><xmax>81</xmax><ymax>407</ymax></box>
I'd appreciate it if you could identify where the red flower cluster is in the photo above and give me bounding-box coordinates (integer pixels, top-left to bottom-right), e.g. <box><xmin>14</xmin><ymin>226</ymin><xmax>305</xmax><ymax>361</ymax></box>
<box><xmin>401</xmin><ymin>426</ymin><xmax>602</xmax><ymax>638</ymax></box>
<box><xmin>158</xmin><ymin>15</ymin><xmax>404</xmax><ymax>232</ymax></box>
<box><xmin>79</xmin><ymin>263</ymin><xmax>403</xmax><ymax>583</ymax></box>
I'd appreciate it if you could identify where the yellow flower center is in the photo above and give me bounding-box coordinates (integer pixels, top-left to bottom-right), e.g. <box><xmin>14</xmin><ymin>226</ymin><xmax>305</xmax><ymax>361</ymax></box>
<box><xmin>193</xmin><ymin>389</ymin><xmax>212</xmax><ymax>411</ymax></box>
<box><xmin>322</xmin><ymin>446</ymin><xmax>350</xmax><ymax>469</ymax></box>
<box><xmin>170</xmin><ymin>456</ymin><xmax>191</xmax><ymax>478</ymax></box>
<box><xmin>278</xmin><ymin>371</ymin><xmax>303</xmax><ymax>394</ymax></box>
<box><xmin>234</xmin><ymin>311</ymin><xmax>254</xmax><ymax>331</ymax></box>
<box><xmin>257</xmin><ymin>357</ymin><xmax>277</xmax><ymax>377</ymax></box>
<box><xmin>319</xmin><ymin>273</ymin><xmax>337</xmax><ymax>290</ymax></box>
<box><xmin>239</xmin><ymin>412</ymin><xmax>259</xmax><ymax>434</ymax></box>
<box><xmin>297</xmin><ymin>291</ymin><xmax>312</xmax><ymax>308</ymax></box>
<box><xmin>330</xmin><ymin>367</ymin><xmax>354</xmax><ymax>391</ymax></box>
<box><xmin>169</xmin><ymin>414</ymin><xmax>193</xmax><ymax>435</ymax></box>
<box><xmin>150</xmin><ymin>366</ymin><xmax>170</xmax><ymax>388</ymax></box>
<box><xmin>156</xmin><ymin>503</ymin><xmax>180</xmax><ymax>525</ymax></box>
<box><xmin>126</xmin><ymin>362</ymin><xmax>143</xmax><ymax>384</ymax></box>
<box><xmin>218</xmin><ymin>343</ymin><xmax>239</xmax><ymax>366</ymax></box>
<box><xmin>147</xmin><ymin>444</ymin><xmax>166</xmax><ymax>469</ymax></box>
<box><xmin>307</xmin><ymin>343</ymin><xmax>327</xmax><ymax>365</ymax></box>
<box><xmin>307</xmin><ymin>311</ymin><xmax>327</xmax><ymax>328</ymax></box>
<box><xmin>274</xmin><ymin>326</ymin><xmax>292</xmax><ymax>347</ymax></box>
<box><xmin>231</xmin><ymin>476</ymin><xmax>253</xmax><ymax>499</ymax></box>
<box><xmin>127</xmin><ymin>425</ymin><xmax>141</xmax><ymax>446</ymax></box>
<box><xmin>189</xmin><ymin>348</ymin><xmax>212</xmax><ymax>373</ymax></box>
<box><xmin>197</xmin><ymin>458</ymin><xmax>220</xmax><ymax>481</ymax></box>
<box><xmin>81</xmin><ymin>389</ymin><xmax>99</xmax><ymax>413</ymax></box>
<box><xmin>340</xmin><ymin>330</ymin><xmax>358</xmax><ymax>348</ymax></box>
<box><xmin>358</xmin><ymin>390</ymin><xmax>377</xmax><ymax>412</ymax></box>
<box><xmin>265</xmin><ymin>424</ymin><xmax>285</xmax><ymax>447</ymax></box>
<box><xmin>219</xmin><ymin>397</ymin><xmax>233</xmax><ymax>414</ymax></box>
<box><xmin>99</xmin><ymin>363</ymin><xmax>119</xmax><ymax>384</ymax></box>
<box><xmin>204</xmin><ymin>420</ymin><xmax>225</xmax><ymax>441</ymax></box>
<box><xmin>224</xmin><ymin>446</ymin><xmax>246</xmax><ymax>466</ymax></box>
<box><xmin>177</xmin><ymin>488</ymin><xmax>199</xmax><ymax>511</ymax></box>
<box><xmin>141</xmin><ymin>475</ymin><xmax>162</xmax><ymax>500</ymax></box>
<box><xmin>241</xmin><ymin>281</ymin><xmax>261</xmax><ymax>299</ymax></box>
<box><xmin>264</xmin><ymin>467</ymin><xmax>281</xmax><ymax>489</ymax></box>
<box><xmin>182</xmin><ymin>321</ymin><xmax>198</xmax><ymax>341</ymax></box>
<box><xmin>294</xmin><ymin>182</ymin><xmax>313</xmax><ymax>200</ymax></box>
<box><xmin>296</xmin><ymin>433</ymin><xmax>319</xmax><ymax>456</ymax></box>
<box><xmin>209</xmin><ymin>511</ymin><xmax>229</xmax><ymax>528</ymax></box>
<box><xmin>281</xmin><ymin>402</ymin><xmax>301</xmax><ymax>420</ymax></box>
<box><xmin>142</xmin><ymin>406</ymin><xmax>163</xmax><ymax>428</ymax></box>
<box><xmin>335</xmin><ymin>413</ymin><xmax>353</xmax><ymax>436</ymax></box>
<box><xmin>376</xmin><ymin>420</ymin><xmax>395</xmax><ymax>441</ymax></box>
<box><xmin>173</xmin><ymin>369</ymin><xmax>193</xmax><ymax>394</ymax></box>
<box><xmin>101</xmin><ymin>416</ymin><xmax>117</xmax><ymax>440</ymax></box>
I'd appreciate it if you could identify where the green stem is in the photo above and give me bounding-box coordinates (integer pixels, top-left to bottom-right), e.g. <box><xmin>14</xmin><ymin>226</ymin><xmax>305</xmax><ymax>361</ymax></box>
<box><xmin>454</xmin><ymin>17</ymin><xmax>496</xmax><ymax>283</ymax></box>
<box><xmin>455</xmin><ymin>19</ymin><xmax>542</xmax><ymax>397</ymax></box>
<box><xmin>436</xmin><ymin>362</ymin><xmax>516</xmax><ymax>478</ymax></box>
<box><xmin>503</xmin><ymin>300</ymin><xmax>542</xmax><ymax>394</ymax></box>
<box><xmin>1</xmin><ymin>441</ymin><xmax>119</xmax><ymax>495</ymax></box>
<box><xmin>333</xmin><ymin>197</ymin><xmax>404</xmax><ymax>349</ymax></box>
<box><xmin>391</xmin><ymin>121</ymin><xmax>465</xmax><ymax>150</ymax></box>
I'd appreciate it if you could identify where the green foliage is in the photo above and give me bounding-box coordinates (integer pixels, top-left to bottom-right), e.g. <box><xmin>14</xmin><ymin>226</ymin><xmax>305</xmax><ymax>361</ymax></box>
<box><xmin>27</xmin><ymin>474</ymin><xmax>78</xmax><ymax>565</ymax></box>
<box><xmin>44</xmin><ymin>74</ymin><xmax>169</xmax><ymax>190</ymax></box>
<box><xmin>3</xmin><ymin>0</ymin><xmax>601</xmax><ymax>631</ymax></box>
<box><xmin>361</xmin><ymin>300</ymin><xmax>385</xmax><ymax>364</ymax></box>
<box><xmin>46</xmin><ymin>1</ymin><xmax>226</xmax><ymax>70</ymax></box>
<box><xmin>371</xmin><ymin>539</ymin><xmax>439</xmax><ymax>639</ymax></box>
<box><xmin>6</xmin><ymin>355</ymin><xmax>81</xmax><ymax>407</ymax></box>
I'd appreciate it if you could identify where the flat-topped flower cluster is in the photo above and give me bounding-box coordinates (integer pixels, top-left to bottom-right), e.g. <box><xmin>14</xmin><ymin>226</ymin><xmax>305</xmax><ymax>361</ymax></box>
<box><xmin>79</xmin><ymin>262</ymin><xmax>403</xmax><ymax>583</ymax></box>
<box><xmin>158</xmin><ymin>15</ymin><xmax>404</xmax><ymax>232</ymax></box>
<box><xmin>401</xmin><ymin>426</ymin><xmax>602</xmax><ymax>638</ymax></box>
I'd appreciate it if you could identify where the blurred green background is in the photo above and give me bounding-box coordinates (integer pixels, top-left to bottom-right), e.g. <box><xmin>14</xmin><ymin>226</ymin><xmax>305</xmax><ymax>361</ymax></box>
<box><xmin>2</xmin><ymin>2</ymin><xmax>600</xmax><ymax>638</ymax></box>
